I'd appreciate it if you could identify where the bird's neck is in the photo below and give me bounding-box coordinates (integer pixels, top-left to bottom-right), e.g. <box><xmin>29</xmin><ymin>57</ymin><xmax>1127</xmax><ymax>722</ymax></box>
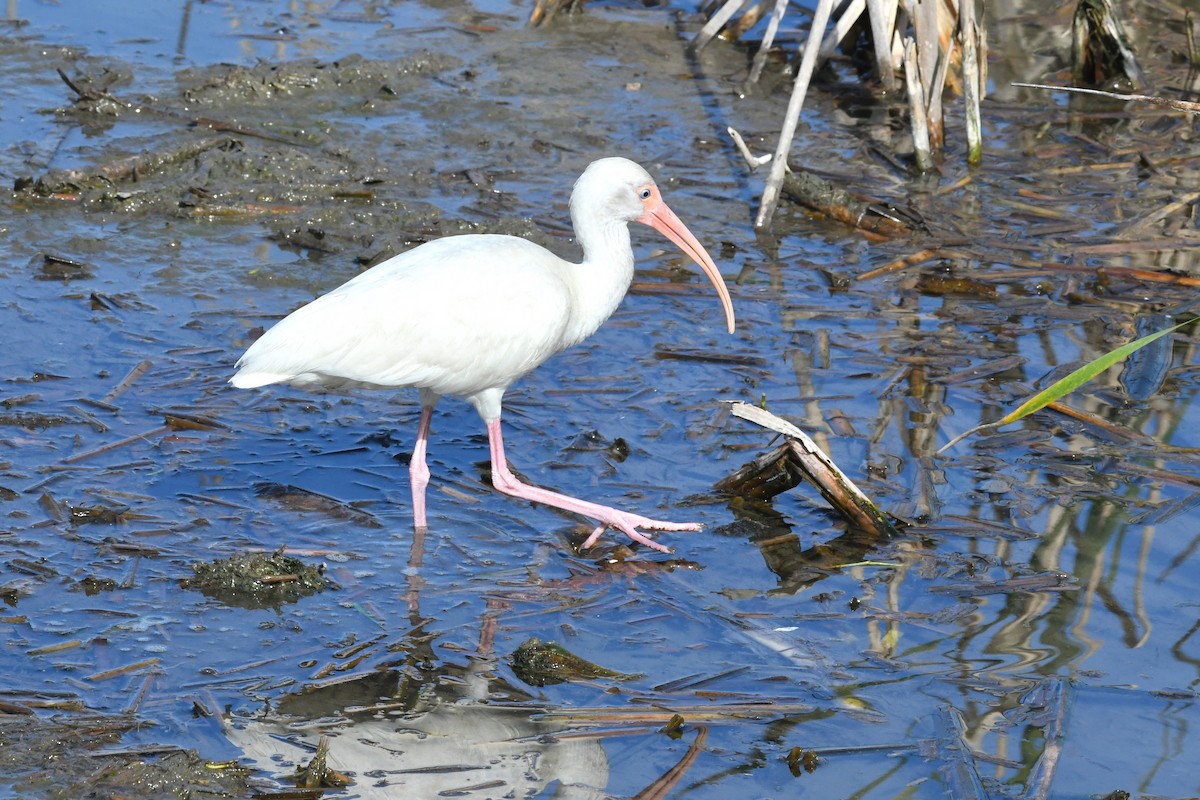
<box><xmin>564</xmin><ymin>219</ymin><xmax>636</xmax><ymax>347</ymax></box>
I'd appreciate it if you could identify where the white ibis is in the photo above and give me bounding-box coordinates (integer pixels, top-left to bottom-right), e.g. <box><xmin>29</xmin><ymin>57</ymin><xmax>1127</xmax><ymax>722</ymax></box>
<box><xmin>231</xmin><ymin>157</ymin><xmax>735</xmax><ymax>552</ymax></box>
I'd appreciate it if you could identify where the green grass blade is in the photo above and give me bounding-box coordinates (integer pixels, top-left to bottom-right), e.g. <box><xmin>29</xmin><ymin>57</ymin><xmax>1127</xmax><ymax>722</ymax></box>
<box><xmin>996</xmin><ymin>319</ymin><xmax>1190</xmax><ymax>427</ymax></box>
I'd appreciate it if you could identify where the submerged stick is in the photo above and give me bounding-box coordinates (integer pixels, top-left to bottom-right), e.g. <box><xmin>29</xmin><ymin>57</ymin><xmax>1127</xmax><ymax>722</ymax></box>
<box><xmin>103</xmin><ymin>359</ymin><xmax>153</xmax><ymax>405</ymax></box>
<box><xmin>21</xmin><ymin>136</ymin><xmax>238</xmax><ymax>196</ymax></box>
<box><xmin>63</xmin><ymin>424</ymin><xmax>172</xmax><ymax>464</ymax></box>
<box><xmin>1022</xmin><ymin>679</ymin><xmax>1069</xmax><ymax>800</ymax></box>
<box><xmin>633</xmin><ymin>727</ymin><xmax>709</xmax><ymax>800</ymax></box>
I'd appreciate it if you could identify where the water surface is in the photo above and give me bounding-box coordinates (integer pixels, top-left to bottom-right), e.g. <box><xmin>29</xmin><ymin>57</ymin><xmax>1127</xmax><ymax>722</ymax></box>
<box><xmin>2</xmin><ymin>1</ymin><xmax>1199</xmax><ymax>798</ymax></box>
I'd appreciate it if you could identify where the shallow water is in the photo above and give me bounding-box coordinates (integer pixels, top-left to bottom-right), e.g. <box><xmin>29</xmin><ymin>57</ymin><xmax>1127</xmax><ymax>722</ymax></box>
<box><xmin>3</xmin><ymin>1</ymin><xmax>1200</xmax><ymax>798</ymax></box>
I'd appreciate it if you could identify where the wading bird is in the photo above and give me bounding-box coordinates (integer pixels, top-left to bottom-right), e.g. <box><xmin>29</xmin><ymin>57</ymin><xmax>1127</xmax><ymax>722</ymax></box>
<box><xmin>231</xmin><ymin>157</ymin><xmax>735</xmax><ymax>552</ymax></box>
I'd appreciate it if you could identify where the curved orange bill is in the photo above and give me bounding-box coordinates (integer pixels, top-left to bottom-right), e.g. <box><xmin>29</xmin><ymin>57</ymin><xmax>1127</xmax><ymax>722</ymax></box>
<box><xmin>637</xmin><ymin>192</ymin><xmax>736</xmax><ymax>334</ymax></box>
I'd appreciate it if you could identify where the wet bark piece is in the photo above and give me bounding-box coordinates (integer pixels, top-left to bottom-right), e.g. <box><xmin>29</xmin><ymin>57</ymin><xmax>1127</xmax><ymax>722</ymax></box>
<box><xmin>717</xmin><ymin>403</ymin><xmax>899</xmax><ymax>540</ymax></box>
<box><xmin>0</xmin><ymin>411</ymin><xmax>80</xmax><ymax>429</ymax></box>
<box><xmin>35</xmin><ymin>253</ymin><xmax>94</xmax><ymax>281</ymax></box>
<box><xmin>781</xmin><ymin>169</ymin><xmax>920</xmax><ymax>240</ymax></box>
<box><xmin>255</xmin><ymin>482</ymin><xmax>383</xmax><ymax>529</ymax></box>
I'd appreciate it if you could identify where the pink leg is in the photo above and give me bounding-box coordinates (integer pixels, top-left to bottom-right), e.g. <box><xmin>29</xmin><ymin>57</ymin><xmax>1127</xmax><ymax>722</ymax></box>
<box><xmin>485</xmin><ymin>418</ymin><xmax>698</xmax><ymax>553</ymax></box>
<box><xmin>410</xmin><ymin>405</ymin><xmax>434</xmax><ymax>530</ymax></box>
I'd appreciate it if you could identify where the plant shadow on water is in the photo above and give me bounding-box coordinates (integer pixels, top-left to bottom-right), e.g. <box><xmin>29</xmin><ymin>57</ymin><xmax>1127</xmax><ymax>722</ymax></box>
<box><xmin>2</xmin><ymin>0</ymin><xmax>1200</xmax><ymax>798</ymax></box>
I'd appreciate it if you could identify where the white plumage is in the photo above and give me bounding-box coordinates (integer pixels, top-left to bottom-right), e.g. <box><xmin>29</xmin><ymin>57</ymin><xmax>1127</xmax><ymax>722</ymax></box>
<box><xmin>232</xmin><ymin>157</ymin><xmax>735</xmax><ymax>552</ymax></box>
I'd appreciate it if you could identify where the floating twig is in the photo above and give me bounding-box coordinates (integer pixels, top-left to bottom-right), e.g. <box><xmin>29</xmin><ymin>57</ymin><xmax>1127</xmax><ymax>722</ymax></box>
<box><xmin>1013</xmin><ymin>82</ymin><xmax>1200</xmax><ymax>114</ymax></box>
<box><xmin>102</xmin><ymin>360</ymin><xmax>153</xmax><ymax>405</ymax></box>
<box><xmin>1118</xmin><ymin>190</ymin><xmax>1200</xmax><ymax>239</ymax></box>
<box><xmin>85</xmin><ymin>657</ymin><xmax>161</xmax><ymax>682</ymax></box>
<box><xmin>63</xmin><ymin>425</ymin><xmax>172</xmax><ymax>464</ymax></box>
<box><xmin>255</xmin><ymin>482</ymin><xmax>384</xmax><ymax>529</ymax></box>
<box><xmin>857</xmin><ymin>247</ymin><xmax>940</xmax><ymax>281</ymax></box>
<box><xmin>27</xmin><ymin>639</ymin><xmax>85</xmax><ymax>656</ymax></box>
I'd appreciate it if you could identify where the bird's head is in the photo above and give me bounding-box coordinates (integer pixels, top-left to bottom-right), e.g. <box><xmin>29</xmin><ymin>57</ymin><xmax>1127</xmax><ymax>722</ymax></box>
<box><xmin>571</xmin><ymin>157</ymin><xmax>736</xmax><ymax>334</ymax></box>
<box><xmin>571</xmin><ymin>156</ymin><xmax>658</xmax><ymax>224</ymax></box>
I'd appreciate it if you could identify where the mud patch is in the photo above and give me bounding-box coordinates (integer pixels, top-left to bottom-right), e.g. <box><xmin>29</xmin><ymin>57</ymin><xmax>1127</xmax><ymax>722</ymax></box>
<box><xmin>186</xmin><ymin>548</ymin><xmax>329</xmax><ymax>608</ymax></box>
<box><xmin>0</xmin><ymin>714</ymin><xmax>254</xmax><ymax>798</ymax></box>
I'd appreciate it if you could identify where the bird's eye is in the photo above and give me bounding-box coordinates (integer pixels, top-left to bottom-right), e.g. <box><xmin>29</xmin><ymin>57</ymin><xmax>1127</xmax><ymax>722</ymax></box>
<box><xmin>639</xmin><ymin>188</ymin><xmax>652</xmax><ymax>200</ymax></box>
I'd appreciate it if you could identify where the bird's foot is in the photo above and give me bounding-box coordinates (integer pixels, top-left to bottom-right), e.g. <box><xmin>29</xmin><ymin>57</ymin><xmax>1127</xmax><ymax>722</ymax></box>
<box><xmin>484</xmin><ymin>443</ymin><xmax>699</xmax><ymax>553</ymax></box>
<box><xmin>581</xmin><ymin>511</ymin><xmax>701</xmax><ymax>553</ymax></box>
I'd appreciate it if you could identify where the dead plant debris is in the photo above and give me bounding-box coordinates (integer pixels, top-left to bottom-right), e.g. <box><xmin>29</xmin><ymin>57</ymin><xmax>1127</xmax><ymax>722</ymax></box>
<box><xmin>185</xmin><ymin>549</ymin><xmax>328</xmax><ymax>608</ymax></box>
<box><xmin>509</xmin><ymin>638</ymin><xmax>638</xmax><ymax>687</ymax></box>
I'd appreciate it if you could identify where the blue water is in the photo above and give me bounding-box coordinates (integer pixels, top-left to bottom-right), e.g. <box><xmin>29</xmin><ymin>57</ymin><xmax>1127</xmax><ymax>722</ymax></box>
<box><xmin>3</xmin><ymin>2</ymin><xmax>1200</xmax><ymax>798</ymax></box>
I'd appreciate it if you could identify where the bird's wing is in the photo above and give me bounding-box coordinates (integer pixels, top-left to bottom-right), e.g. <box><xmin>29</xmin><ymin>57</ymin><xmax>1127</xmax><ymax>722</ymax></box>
<box><xmin>231</xmin><ymin>235</ymin><xmax>576</xmax><ymax>398</ymax></box>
